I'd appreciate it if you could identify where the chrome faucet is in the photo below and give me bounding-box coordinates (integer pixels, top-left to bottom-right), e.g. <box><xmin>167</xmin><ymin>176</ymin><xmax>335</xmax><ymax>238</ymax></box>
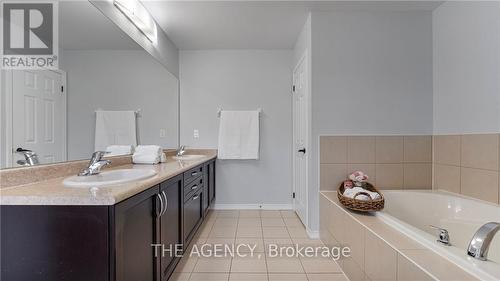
<box><xmin>429</xmin><ymin>225</ymin><xmax>451</xmax><ymax>246</ymax></box>
<box><xmin>16</xmin><ymin>148</ymin><xmax>39</xmax><ymax>166</ymax></box>
<box><xmin>176</xmin><ymin>145</ymin><xmax>187</xmax><ymax>157</ymax></box>
<box><xmin>78</xmin><ymin>151</ymin><xmax>111</xmax><ymax>176</ymax></box>
<box><xmin>467</xmin><ymin>222</ymin><xmax>500</xmax><ymax>261</ymax></box>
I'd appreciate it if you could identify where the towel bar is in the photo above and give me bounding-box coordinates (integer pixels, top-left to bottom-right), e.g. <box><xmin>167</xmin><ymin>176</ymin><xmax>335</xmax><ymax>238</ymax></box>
<box><xmin>95</xmin><ymin>109</ymin><xmax>141</xmax><ymax>116</ymax></box>
<box><xmin>217</xmin><ymin>108</ymin><xmax>262</xmax><ymax>118</ymax></box>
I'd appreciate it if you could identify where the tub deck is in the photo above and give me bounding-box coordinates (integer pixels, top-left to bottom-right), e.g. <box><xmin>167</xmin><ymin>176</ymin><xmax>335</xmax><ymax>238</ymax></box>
<box><xmin>320</xmin><ymin>191</ymin><xmax>487</xmax><ymax>281</ymax></box>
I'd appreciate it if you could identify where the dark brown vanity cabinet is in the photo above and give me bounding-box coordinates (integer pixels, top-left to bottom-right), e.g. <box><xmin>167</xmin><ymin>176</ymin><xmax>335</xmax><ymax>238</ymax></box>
<box><xmin>0</xmin><ymin>160</ymin><xmax>215</xmax><ymax>281</ymax></box>
<box><xmin>203</xmin><ymin>159</ymin><xmax>216</xmax><ymax>216</ymax></box>
<box><xmin>207</xmin><ymin>159</ymin><xmax>216</xmax><ymax>206</ymax></box>
<box><xmin>184</xmin><ymin>166</ymin><xmax>205</xmax><ymax>244</ymax></box>
<box><xmin>114</xmin><ymin>174</ymin><xmax>183</xmax><ymax>281</ymax></box>
<box><xmin>158</xmin><ymin>175</ymin><xmax>183</xmax><ymax>281</ymax></box>
<box><xmin>114</xmin><ymin>185</ymin><xmax>159</xmax><ymax>281</ymax></box>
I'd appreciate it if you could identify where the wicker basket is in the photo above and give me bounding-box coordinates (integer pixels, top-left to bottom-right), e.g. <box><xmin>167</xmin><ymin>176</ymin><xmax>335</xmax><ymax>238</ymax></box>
<box><xmin>337</xmin><ymin>182</ymin><xmax>384</xmax><ymax>212</ymax></box>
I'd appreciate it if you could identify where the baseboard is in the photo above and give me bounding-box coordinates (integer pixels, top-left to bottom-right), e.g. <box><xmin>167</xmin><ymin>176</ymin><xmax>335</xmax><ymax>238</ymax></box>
<box><xmin>211</xmin><ymin>204</ymin><xmax>293</xmax><ymax>210</ymax></box>
<box><xmin>306</xmin><ymin>228</ymin><xmax>319</xmax><ymax>239</ymax></box>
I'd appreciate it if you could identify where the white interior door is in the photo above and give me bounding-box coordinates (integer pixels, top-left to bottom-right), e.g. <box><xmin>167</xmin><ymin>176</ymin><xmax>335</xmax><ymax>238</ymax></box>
<box><xmin>11</xmin><ymin>70</ymin><xmax>66</xmax><ymax>166</ymax></box>
<box><xmin>292</xmin><ymin>53</ymin><xmax>309</xmax><ymax>226</ymax></box>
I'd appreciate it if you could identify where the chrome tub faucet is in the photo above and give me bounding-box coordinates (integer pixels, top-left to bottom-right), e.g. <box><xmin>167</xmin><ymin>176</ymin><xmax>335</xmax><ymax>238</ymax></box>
<box><xmin>430</xmin><ymin>225</ymin><xmax>451</xmax><ymax>246</ymax></box>
<box><xmin>467</xmin><ymin>222</ymin><xmax>500</xmax><ymax>261</ymax></box>
<box><xmin>78</xmin><ymin>151</ymin><xmax>111</xmax><ymax>176</ymax></box>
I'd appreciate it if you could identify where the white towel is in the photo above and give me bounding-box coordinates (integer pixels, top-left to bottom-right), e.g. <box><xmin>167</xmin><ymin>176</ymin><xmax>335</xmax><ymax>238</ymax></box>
<box><xmin>95</xmin><ymin>111</ymin><xmax>137</xmax><ymax>151</ymax></box>
<box><xmin>105</xmin><ymin>145</ymin><xmax>133</xmax><ymax>156</ymax></box>
<box><xmin>132</xmin><ymin>145</ymin><xmax>163</xmax><ymax>164</ymax></box>
<box><xmin>343</xmin><ymin>187</ymin><xmax>381</xmax><ymax>201</ymax></box>
<box><xmin>135</xmin><ymin>145</ymin><xmax>162</xmax><ymax>155</ymax></box>
<box><xmin>217</xmin><ymin>110</ymin><xmax>260</xmax><ymax>160</ymax></box>
<box><xmin>132</xmin><ymin>153</ymin><xmax>160</xmax><ymax>164</ymax></box>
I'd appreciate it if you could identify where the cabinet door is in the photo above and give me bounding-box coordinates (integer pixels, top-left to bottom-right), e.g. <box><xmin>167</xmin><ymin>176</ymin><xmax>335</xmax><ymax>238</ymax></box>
<box><xmin>159</xmin><ymin>175</ymin><xmax>182</xmax><ymax>281</ymax></box>
<box><xmin>209</xmin><ymin>160</ymin><xmax>216</xmax><ymax>203</ymax></box>
<box><xmin>184</xmin><ymin>190</ymin><xmax>203</xmax><ymax>244</ymax></box>
<box><xmin>202</xmin><ymin>164</ymin><xmax>209</xmax><ymax>215</ymax></box>
<box><xmin>114</xmin><ymin>186</ymin><xmax>160</xmax><ymax>281</ymax></box>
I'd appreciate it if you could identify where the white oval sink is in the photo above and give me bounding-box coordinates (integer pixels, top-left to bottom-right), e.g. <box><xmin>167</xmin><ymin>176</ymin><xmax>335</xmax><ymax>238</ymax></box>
<box><xmin>173</xmin><ymin>155</ymin><xmax>206</xmax><ymax>161</ymax></box>
<box><xmin>63</xmin><ymin>169</ymin><xmax>157</xmax><ymax>187</ymax></box>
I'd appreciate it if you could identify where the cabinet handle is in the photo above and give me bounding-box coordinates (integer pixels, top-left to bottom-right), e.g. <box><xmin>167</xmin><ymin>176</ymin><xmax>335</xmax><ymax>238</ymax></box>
<box><xmin>156</xmin><ymin>194</ymin><xmax>164</xmax><ymax>218</ymax></box>
<box><xmin>161</xmin><ymin>191</ymin><xmax>168</xmax><ymax>216</ymax></box>
<box><xmin>191</xmin><ymin>185</ymin><xmax>198</xmax><ymax>190</ymax></box>
<box><xmin>191</xmin><ymin>171</ymin><xmax>199</xmax><ymax>177</ymax></box>
<box><xmin>192</xmin><ymin>195</ymin><xmax>200</xmax><ymax>201</ymax></box>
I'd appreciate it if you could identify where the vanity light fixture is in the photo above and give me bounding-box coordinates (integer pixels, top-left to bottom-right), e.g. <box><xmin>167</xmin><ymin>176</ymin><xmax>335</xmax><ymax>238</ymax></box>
<box><xmin>113</xmin><ymin>0</ymin><xmax>157</xmax><ymax>43</ymax></box>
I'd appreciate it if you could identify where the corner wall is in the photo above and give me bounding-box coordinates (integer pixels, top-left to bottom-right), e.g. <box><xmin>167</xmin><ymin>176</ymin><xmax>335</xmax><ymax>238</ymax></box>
<box><xmin>433</xmin><ymin>1</ymin><xmax>500</xmax><ymax>135</ymax></box>
<box><xmin>431</xmin><ymin>2</ymin><xmax>500</xmax><ymax>204</ymax></box>
<box><xmin>308</xmin><ymin>10</ymin><xmax>434</xmax><ymax>232</ymax></box>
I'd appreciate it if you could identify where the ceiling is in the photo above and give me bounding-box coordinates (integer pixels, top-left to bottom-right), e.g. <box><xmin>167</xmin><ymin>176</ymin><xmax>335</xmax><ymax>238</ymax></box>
<box><xmin>143</xmin><ymin>1</ymin><xmax>443</xmax><ymax>50</ymax></box>
<box><xmin>60</xmin><ymin>1</ymin><xmax>141</xmax><ymax>50</ymax></box>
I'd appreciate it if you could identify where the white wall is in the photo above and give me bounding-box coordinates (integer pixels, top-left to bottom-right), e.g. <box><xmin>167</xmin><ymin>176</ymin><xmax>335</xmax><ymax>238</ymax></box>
<box><xmin>433</xmin><ymin>1</ymin><xmax>500</xmax><ymax>134</ymax></box>
<box><xmin>179</xmin><ymin>50</ymin><xmax>293</xmax><ymax>207</ymax></box>
<box><xmin>62</xmin><ymin>50</ymin><xmax>179</xmax><ymax>160</ymax></box>
<box><xmin>307</xmin><ymin>11</ymin><xmax>434</xmax><ymax>231</ymax></box>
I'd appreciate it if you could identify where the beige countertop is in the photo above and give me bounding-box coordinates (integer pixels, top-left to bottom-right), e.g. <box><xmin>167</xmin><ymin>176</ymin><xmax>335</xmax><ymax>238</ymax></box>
<box><xmin>0</xmin><ymin>152</ymin><xmax>216</xmax><ymax>206</ymax></box>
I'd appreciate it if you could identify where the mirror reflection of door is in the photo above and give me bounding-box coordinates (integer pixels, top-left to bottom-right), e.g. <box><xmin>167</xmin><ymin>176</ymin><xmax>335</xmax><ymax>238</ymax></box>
<box><xmin>11</xmin><ymin>70</ymin><xmax>67</xmax><ymax>167</ymax></box>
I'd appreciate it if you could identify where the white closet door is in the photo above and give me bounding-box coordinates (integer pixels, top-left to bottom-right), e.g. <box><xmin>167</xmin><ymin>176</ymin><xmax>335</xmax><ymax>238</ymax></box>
<box><xmin>292</xmin><ymin>54</ymin><xmax>309</xmax><ymax>227</ymax></box>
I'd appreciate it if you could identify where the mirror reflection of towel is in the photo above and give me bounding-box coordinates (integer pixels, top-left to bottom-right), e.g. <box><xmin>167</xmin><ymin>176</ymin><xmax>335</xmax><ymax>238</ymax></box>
<box><xmin>95</xmin><ymin>111</ymin><xmax>137</xmax><ymax>151</ymax></box>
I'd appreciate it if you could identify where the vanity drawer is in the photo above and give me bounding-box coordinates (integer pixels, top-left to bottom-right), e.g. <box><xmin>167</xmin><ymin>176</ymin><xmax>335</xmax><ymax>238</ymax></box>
<box><xmin>184</xmin><ymin>177</ymin><xmax>203</xmax><ymax>201</ymax></box>
<box><xmin>184</xmin><ymin>165</ymin><xmax>203</xmax><ymax>185</ymax></box>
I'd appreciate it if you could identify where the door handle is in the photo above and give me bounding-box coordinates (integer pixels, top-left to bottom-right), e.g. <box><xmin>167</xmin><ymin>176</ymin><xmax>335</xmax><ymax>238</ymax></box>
<box><xmin>161</xmin><ymin>191</ymin><xmax>168</xmax><ymax>216</ymax></box>
<box><xmin>298</xmin><ymin>148</ymin><xmax>306</xmax><ymax>154</ymax></box>
<box><xmin>156</xmin><ymin>194</ymin><xmax>164</xmax><ymax>218</ymax></box>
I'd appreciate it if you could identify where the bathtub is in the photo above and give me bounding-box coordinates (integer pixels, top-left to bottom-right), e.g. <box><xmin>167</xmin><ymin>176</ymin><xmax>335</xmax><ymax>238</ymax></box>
<box><xmin>376</xmin><ymin>190</ymin><xmax>500</xmax><ymax>281</ymax></box>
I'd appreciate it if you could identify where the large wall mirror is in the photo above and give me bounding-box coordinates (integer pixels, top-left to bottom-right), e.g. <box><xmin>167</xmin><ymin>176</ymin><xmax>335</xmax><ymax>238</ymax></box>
<box><xmin>0</xmin><ymin>0</ymin><xmax>179</xmax><ymax>169</ymax></box>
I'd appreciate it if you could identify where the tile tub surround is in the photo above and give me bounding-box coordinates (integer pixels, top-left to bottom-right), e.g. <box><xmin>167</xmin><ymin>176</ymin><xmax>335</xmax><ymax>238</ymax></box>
<box><xmin>320</xmin><ymin>133</ymin><xmax>500</xmax><ymax>204</ymax></box>
<box><xmin>433</xmin><ymin>134</ymin><xmax>500</xmax><ymax>204</ymax></box>
<box><xmin>0</xmin><ymin>150</ymin><xmax>216</xmax><ymax>205</ymax></box>
<box><xmin>170</xmin><ymin>209</ymin><xmax>349</xmax><ymax>281</ymax></box>
<box><xmin>319</xmin><ymin>191</ymin><xmax>479</xmax><ymax>281</ymax></box>
<box><xmin>320</xmin><ymin>136</ymin><xmax>433</xmax><ymax>190</ymax></box>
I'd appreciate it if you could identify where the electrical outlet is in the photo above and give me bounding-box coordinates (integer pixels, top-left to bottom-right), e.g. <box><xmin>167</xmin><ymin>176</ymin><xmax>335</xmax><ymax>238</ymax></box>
<box><xmin>193</xmin><ymin>129</ymin><xmax>199</xmax><ymax>139</ymax></box>
<box><xmin>159</xmin><ymin>129</ymin><xmax>166</xmax><ymax>138</ymax></box>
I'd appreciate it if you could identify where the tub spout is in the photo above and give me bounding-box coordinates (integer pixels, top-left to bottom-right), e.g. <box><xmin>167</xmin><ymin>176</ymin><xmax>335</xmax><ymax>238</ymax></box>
<box><xmin>467</xmin><ymin>222</ymin><xmax>500</xmax><ymax>261</ymax></box>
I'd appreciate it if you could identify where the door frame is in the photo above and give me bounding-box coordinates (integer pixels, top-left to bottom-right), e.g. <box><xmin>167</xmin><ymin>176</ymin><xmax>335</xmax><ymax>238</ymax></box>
<box><xmin>3</xmin><ymin>69</ymin><xmax>67</xmax><ymax>167</ymax></box>
<box><xmin>291</xmin><ymin>49</ymin><xmax>311</xmax><ymax>229</ymax></box>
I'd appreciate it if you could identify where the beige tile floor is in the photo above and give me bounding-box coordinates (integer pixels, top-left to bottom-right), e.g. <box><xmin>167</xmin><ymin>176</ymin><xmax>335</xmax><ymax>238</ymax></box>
<box><xmin>169</xmin><ymin>210</ymin><xmax>348</xmax><ymax>281</ymax></box>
